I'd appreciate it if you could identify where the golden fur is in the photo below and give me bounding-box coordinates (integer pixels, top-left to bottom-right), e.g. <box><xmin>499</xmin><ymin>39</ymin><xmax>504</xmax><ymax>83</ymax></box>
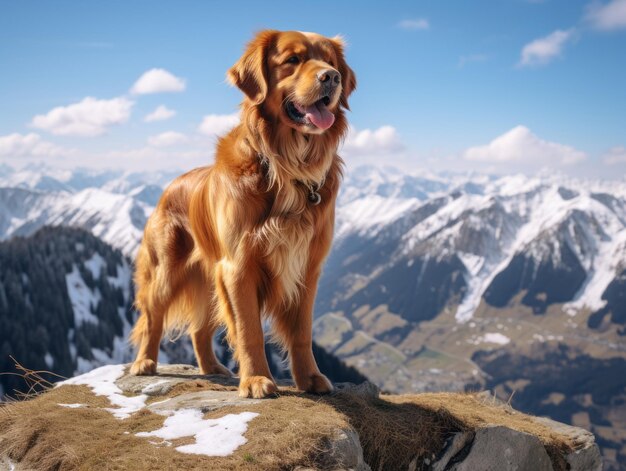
<box><xmin>129</xmin><ymin>30</ymin><xmax>356</xmax><ymax>398</ymax></box>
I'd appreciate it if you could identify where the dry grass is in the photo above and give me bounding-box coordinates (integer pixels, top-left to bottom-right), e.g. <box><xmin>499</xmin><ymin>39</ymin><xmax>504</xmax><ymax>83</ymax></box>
<box><xmin>322</xmin><ymin>392</ymin><xmax>464</xmax><ymax>470</ymax></box>
<box><xmin>0</xmin><ymin>379</ymin><xmax>579</xmax><ymax>471</ymax></box>
<box><xmin>0</xmin><ymin>384</ymin><xmax>348</xmax><ymax>471</ymax></box>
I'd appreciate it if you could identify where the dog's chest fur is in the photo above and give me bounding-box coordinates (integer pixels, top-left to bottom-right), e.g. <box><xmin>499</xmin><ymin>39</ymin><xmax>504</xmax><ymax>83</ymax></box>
<box><xmin>257</xmin><ymin>190</ymin><xmax>316</xmax><ymax>307</ymax></box>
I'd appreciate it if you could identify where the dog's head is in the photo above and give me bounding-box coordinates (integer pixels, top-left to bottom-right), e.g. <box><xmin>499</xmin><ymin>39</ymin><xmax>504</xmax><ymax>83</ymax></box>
<box><xmin>228</xmin><ymin>30</ymin><xmax>356</xmax><ymax>135</ymax></box>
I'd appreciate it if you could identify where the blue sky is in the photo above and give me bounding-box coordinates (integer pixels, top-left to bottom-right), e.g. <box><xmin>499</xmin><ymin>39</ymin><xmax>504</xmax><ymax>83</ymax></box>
<box><xmin>1</xmin><ymin>0</ymin><xmax>625</xmax><ymax>178</ymax></box>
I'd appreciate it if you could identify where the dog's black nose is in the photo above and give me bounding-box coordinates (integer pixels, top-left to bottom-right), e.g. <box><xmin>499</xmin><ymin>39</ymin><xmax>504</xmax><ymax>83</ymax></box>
<box><xmin>317</xmin><ymin>69</ymin><xmax>341</xmax><ymax>85</ymax></box>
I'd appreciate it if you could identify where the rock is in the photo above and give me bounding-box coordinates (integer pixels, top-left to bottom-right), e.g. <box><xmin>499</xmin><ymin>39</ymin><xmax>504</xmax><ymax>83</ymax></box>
<box><xmin>115</xmin><ymin>364</ymin><xmax>240</xmax><ymax>396</ymax></box>
<box><xmin>323</xmin><ymin>429</ymin><xmax>370</xmax><ymax>471</ymax></box>
<box><xmin>297</xmin><ymin>429</ymin><xmax>371</xmax><ymax>471</ymax></box>
<box><xmin>432</xmin><ymin>431</ymin><xmax>475</xmax><ymax>471</ymax></box>
<box><xmin>147</xmin><ymin>390</ymin><xmax>262</xmax><ymax>415</ymax></box>
<box><xmin>533</xmin><ymin>417</ymin><xmax>602</xmax><ymax>471</ymax></box>
<box><xmin>437</xmin><ymin>426</ymin><xmax>553</xmax><ymax>471</ymax></box>
<box><xmin>0</xmin><ymin>456</ymin><xmax>15</xmax><ymax>471</ymax></box>
<box><xmin>429</xmin><ymin>396</ymin><xmax>603</xmax><ymax>471</ymax></box>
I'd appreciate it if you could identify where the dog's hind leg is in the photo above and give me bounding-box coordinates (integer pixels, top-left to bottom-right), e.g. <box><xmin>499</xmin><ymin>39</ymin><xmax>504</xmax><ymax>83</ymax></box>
<box><xmin>191</xmin><ymin>317</ymin><xmax>231</xmax><ymax>376</ymax></box>
<box><xmin>179</xmin><ymin>268</ymin><xmax>232</xmax><ymax>376</ymax></box>
<box><xmin>130</xmin><ymin>247</ymin><xmax>168</xmax><ymax>376</ymax></box>
<box><xmin>130</xmin><ymin>303</ymin><xmax>165</xmax><ymax>376</ymax></box>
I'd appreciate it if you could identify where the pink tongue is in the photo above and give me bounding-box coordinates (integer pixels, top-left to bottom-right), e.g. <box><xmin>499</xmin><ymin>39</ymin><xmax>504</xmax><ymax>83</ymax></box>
<box><xmin>303</xmin><ymin>101</ymin><xmax>335</xmax><ymax>130</ymax></box>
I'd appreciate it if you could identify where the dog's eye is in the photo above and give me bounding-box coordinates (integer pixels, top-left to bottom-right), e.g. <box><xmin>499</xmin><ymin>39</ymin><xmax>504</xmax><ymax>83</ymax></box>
<box><xmin>285</xmin><ymin>55</ymin><xmax>300</xmax><ymax>65</ymax></box>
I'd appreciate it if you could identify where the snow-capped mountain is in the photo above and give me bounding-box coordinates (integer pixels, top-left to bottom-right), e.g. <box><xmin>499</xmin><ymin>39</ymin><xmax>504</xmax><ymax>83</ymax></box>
<box><xmin>0</xmin><ymin>164</ymin><xmax>180</xmax><ymax>256</ymax></box>
<box><xmin>312</xmin><ymin>166</ymin><xmax>626</xmax><ymax>392</ymax></box>
<box><xmin>329</xmin><ymin>165</ymin><xmax>626</xmax><ymax>325</ymax></box>
<box><xmin>2</xmin><ymin>162</ymin><xmax>625</xmax><ymax>326</ymax></box>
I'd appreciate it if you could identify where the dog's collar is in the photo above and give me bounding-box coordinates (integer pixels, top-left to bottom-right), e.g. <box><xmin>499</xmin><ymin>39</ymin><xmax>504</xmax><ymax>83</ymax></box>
<box><xmin>258</xmin><ymin>154</ymin><xmax>324</xmax><ymax>206</ymax></box>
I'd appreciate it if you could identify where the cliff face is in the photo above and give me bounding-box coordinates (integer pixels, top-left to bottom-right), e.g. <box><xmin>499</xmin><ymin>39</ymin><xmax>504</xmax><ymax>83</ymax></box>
<box><xmin>0</xmin><ymin>365</ymin><xmax>601</xmax><ymax>471</ymax></box>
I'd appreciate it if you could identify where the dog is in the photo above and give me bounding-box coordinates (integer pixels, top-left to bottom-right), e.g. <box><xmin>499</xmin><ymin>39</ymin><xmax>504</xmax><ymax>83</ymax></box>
<box><xmin>129</xmin><ymin>30</ymin><xmax>356</xmax><ymax>399</ymax></box>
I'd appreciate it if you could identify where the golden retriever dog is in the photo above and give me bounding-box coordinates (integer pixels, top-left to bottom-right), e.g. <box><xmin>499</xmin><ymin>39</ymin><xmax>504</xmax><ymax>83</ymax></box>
<box><xmin>129</xmin><ymin>30</ymin><xmax>356</xmax><ymax>399</ymax></box>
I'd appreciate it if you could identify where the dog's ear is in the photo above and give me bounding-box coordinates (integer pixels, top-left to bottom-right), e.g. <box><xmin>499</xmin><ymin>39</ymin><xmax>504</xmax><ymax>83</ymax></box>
<box><xmin>228</xmin><ymin>30</ymin><xmax>277</xmax><ymax>105</ymax></box>
<box><xmin>331</xmin><ymin>36</ymin><xmax>357</xmax><ymax>110</ymax></box>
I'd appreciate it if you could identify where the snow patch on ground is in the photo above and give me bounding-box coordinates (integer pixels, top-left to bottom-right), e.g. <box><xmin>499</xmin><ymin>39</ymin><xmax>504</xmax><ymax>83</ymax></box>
<box><xmin>137</xmin><ymin>408</ymin><xmax>259</xmax><ymax>456</ymax></box>
<box><xmin>481</xmin><ymin>333</ymin><xmax>511</xmax><ymax>345</ymax></box>
<box><xmin>58</xmin><ymin>403</ymin><xmax>85</xmax><ymax>408</ymax></box>
<box><xmin>533</xmin><ymin>333</ymin><xmax>564</xmax><ymax>342</ymax></box>
<box><xmin>468</xmin><ymin>333</ymin><xmax>511</xmax><ymax>345</ymax></box>
<box><xmin>57</xmin><ymin>364</ymin><xmax>147</xmax><ymax>419</ymax></box>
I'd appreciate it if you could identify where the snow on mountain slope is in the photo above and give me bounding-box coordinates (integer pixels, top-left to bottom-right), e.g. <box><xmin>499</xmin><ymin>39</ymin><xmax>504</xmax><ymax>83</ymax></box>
<box><xmin>2</xmin><ymin>162</ymin><xmax>625</xmax><ymax>322</ymax></box>
<box><xmin>332</xmin><ymin>169</ymin><xmax>626</xmax><ymax>323</ymax></box>
<box><xmin>0</xmin><ymin>186</ymin><xmax>152</xmax><ymax>256</ymax></box>
<box><xmin>68</xmin><ymin>252</ymin><xmax>145</xmax><ymax>375</ymax></box>
<box><xmin>0</xmin><ymin>165</ymin><xmax>168</xmax><ymax>256</ymax></box>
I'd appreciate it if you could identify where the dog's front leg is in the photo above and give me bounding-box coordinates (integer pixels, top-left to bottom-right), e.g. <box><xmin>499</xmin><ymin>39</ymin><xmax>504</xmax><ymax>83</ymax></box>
<box><xmin>277</xmin><ymin>269</ymin><xmax>333</xmax><ymax>394</ymax></box>
<box><xmin>216</xmin><ymin>260</ymin><xmax>277</xmax><ymax>398</ymax></box>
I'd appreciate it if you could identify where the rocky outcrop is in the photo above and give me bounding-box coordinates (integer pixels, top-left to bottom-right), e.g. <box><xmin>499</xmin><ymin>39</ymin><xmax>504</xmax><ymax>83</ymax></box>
<box><xmin>0</xmin><ymin>364</ymin><xmax>601</xmax><ymax>471</ymax></box>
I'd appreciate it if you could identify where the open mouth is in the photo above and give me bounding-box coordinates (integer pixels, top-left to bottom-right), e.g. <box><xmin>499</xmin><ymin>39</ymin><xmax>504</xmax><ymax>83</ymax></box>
<box><xmin>285</xmin><ymin>96</ymin><xmax>335</xmax><ymax>130</ymax></box>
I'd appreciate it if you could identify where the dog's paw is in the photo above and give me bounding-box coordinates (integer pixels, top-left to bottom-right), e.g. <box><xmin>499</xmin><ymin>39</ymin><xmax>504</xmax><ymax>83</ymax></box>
<box><xmin>201</xmin><ymin>363</ymin><xmax>233</xmax><ymax>377</ymax></box>
<box><xmin>130</xmin><ymin>359</ymin><xmax>157</xmax><ymax>376</ymax></box>
<box><xmin>239</xmin><ymin>376</ymin><xmax>278</xmax><ymax>399</ymax></box>
<box><xmin>297</xmin><ymin>372</ymin><xmax>334</xmax><ymax>395</ymax></box>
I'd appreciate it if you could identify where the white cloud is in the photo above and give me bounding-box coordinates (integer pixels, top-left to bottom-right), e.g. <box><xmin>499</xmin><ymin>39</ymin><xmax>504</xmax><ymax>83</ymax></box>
<box><xmin>197</xmin><ymin>113</ymin><xmax>239</xmax><ymax>137</ymax></box>
<box><xmin>144</xmin><ymin>105</ymin><xmax>176</xmax><ymax>122</ymax></box>
<box><xmin>397</xmin><ymin>18</ymin><xmax>430</xmax><ymax>30</ymax></box>
<box><xmin>0</xmin><ymin>133</ymin><xmax>68</xmax><ymax>158</ymax></box>
<box><xmin>130</xmin><ymin>68</ymin><xmax>186</xmax><ymax>95</ymax></box>
<box><xmin>463</xmin><ymin>125</ymin><xmax>586</xmax><ymax>165</ymax></box>
<box><xmin>603</xmin><ymin>146</ymin><xmax>626</xmax><ymax>164</ymax></box>
<box><xmin>31</xmin><ymin>97</ymin><xmax>133</xmax><ymax>137</ymax></box>
<box><xmin>343</xmin><ymin>126</ymin><xmax>404</xmax><ymax>156</ymax></box>
<box><xmin>587</xmin><ymin>0</ymin><xmax>626</xmax><ymax>30</ymax></box>
<box><xmin>147</xmin><ymin>131</ymin><xmax>187</xmax><ymax>147</ymax></box>
<box><xmin>519</xmin><ymin>29</ymin><xmax>574</xmax><ymax>67</ymax></box>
